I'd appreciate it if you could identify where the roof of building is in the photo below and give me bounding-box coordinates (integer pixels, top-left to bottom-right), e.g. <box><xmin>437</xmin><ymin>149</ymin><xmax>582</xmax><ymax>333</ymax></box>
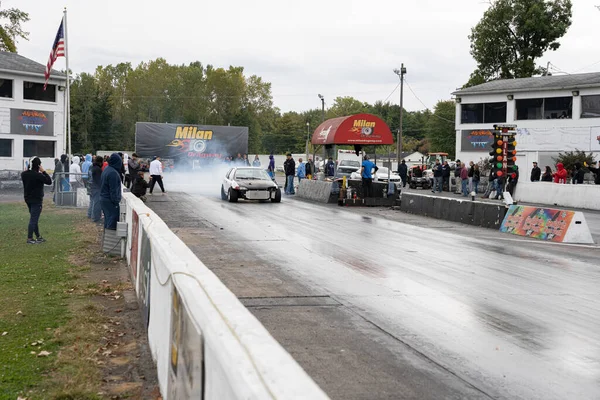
<box><xmin>453</xmin><ymin>72</ymin><xmax>600</xmax><ymax>96</ymax></box>
<box><xmin>0</xmin><ymin>51</ymin><xmax>66</xmax><ymax>80</ymax></box>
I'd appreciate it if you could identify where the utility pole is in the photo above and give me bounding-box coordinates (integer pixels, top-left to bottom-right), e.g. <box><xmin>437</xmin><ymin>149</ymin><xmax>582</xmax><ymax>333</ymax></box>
<box><xmin>318</xmin><ymin>94</ymin><xmax>325</xmax><ymax>174</ymax></box>
<box><xmin>394</xmin><ymin>65</ymin><xmax>406</xmax><ymax>167</ymax></box>
<box><xmin>305</xmin><ymin>121</ymin><xmax>310</xmax><ymax>162</ymax></box>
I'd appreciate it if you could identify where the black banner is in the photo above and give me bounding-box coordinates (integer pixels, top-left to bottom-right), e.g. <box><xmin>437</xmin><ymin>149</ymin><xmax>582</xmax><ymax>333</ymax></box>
<box><xmin>460</xmin><ymin>129</ymin><xmax>495</xmax><ymax>152</ymax></box>
<box><xmin>11</xmin><ymin>109</ymin><xmax>54</xmax><ymax>136</ymax></box>
<box><xmin>135</xmin><ymin>122</ymin><xmax>248</xmax><ymax>163</ymax></box>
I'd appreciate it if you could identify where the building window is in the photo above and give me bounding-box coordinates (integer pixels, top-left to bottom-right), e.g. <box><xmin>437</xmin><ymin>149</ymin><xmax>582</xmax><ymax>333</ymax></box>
<box><xmin>484</xmin><ymin>102</ymin><xmax>507</xmax><ymax>123</ymax></box>
<box><xmin>516</xmin><ymin>97</ymin><xmax>572</xmax><ymax>120</ymax></box>
<box><xmin>581</xmin><ymin>95</ymin><xmax>600</xmax><ymax>118</ymax></box>
<box><xmin>544</xmin><ymin>97</ymin><xmax>572</xmax><ymax>119</ymax></box>
<box><xmin>0</xmin><ymin>139</ymin><xmax>12</xmax><ymax>157</ymax></box>
<box><xmin>461</xmin><ymin>104</ymin><xmax>484</xmax><ymax>123</ymax></box>
<box><xmin>23</xmin><ymin>81</ymin><xmax>56</xmax><ymax>102</ymax></box>
<box><xmin>461</xmin><ymin>102</ymin><xmax>507</xmax><ymax>124</ymax></box>
<box><xmin>23</xmin><ymin>140</ymin><xmax>55</xmax><ymax>158</ymax></box>
<box><xmin>0</xmin><ymin>79</ymin><xmax>13</xmax><ymax>98</ymax></box>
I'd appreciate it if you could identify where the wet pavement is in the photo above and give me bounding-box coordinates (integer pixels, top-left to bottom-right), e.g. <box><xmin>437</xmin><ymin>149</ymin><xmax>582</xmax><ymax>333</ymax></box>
<box><xmin>146</xmin><ymin>182</ymin><xmax>600</xmax><ymax>400</ymax></box>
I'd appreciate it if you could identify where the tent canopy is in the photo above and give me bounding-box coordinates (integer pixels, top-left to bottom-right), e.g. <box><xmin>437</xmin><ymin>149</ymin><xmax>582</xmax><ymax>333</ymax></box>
<box><xmin>311</xmin><ymin>113</ymin><xmax>394</xmax><ymax>146</ymax></box>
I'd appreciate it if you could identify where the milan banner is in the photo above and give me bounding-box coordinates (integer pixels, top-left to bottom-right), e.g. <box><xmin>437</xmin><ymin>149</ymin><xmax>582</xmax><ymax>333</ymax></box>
<box><xmin>135</xmin><ymin>122</ymin><xmax>248</xmax><ymax>162</ymax></box>
<box><xmin>11</xmin><ymin>109</ymin><xmax>54</xmax><ymax>136</ymax></box>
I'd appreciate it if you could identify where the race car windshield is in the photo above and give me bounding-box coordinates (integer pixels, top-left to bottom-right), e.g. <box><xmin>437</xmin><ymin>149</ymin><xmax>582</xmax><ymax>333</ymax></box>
<box><xmin>234</xmin><ymin>168</ymin><xmax>271</xmax><ymax>180</ymax></box>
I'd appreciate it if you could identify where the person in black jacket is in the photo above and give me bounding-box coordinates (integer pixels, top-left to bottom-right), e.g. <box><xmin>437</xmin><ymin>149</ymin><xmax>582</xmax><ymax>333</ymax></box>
<box><xmin>283</xmin><ymin>153</ymin><xmax>296</xmax><ymax>195</ymax></box>
<box><xmin>100</xmin><ymin>153</ymin><xmax>123</xmax><ymax>230</ymax></box>
<box><xmin>398</xmin><ymin>160</ymin><xmax>408</xmax><ymax>188</ymax></box>
<box><xmin>89</xmin><ymin>156</ymin><xmax>104</xmax><ymax>223</ymax></box>
<box><xmin>21</xmin><ymin>157</ymin><xmax>52</xmax><ymax>244</ymax></box>
<box><xmin>432</xmin><ymin>160</ymin><xmax>443</xmax><ymax>193</ymax></box>
<box><xmin>586</xmin><ymin>161</ymin><xmax>600</xmax><ymax>184</ymax></box>
<box><xmin>572</xmin><ymin>162</ymin><xmax>585</xmax><ymax>184</ymax></box>
<box><xmin>530</xmin><ymin>162</ymin><xmax>541</xmax><ymax>182</ymax></box>
<box><xmin>441</xmin><ymin>161</ymin><xmax>450</xmax><ymax>191</ymax></box>
<box><xmin>507</xmin><ymin>166</ymin><xmax>519</xmax><ymax>196</ymax></box>
<box><xmin>131</xmin><ymin>171</ymin><xmax>149</xmax><ymax>201</ymax></box>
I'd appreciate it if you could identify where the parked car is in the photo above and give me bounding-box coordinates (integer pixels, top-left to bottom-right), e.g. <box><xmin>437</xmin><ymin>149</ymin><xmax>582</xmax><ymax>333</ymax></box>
<box><xmin>335</xmin><ymin>160</ymin><xmax>360</xmax><ymax>179</ymax></box>
<box><xmin>221</xmin><ymin>167</ymin><xmax>281</xmax><ymax>203</ymax></box>
<box><xmin>349</xmin><ymin>167</ymin><xmax>402</xmax><ymax>187</ymax></box>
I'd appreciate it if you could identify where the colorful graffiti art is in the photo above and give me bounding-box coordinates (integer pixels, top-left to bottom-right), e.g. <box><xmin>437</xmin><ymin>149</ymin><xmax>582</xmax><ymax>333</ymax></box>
<box><xmin>500</xmin><ymin>205</ymin><xmax>575</xmax><ymax>242</ymax></box>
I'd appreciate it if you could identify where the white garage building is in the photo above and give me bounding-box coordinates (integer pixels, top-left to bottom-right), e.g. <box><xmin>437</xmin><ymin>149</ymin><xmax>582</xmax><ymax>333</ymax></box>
<box><xmin>453</xmin><ymin>73</ymin><xmax>600</xmax><ymax>172</ymax></box>
<box><xmin>0</xmin><ymin>52</ymin><xmax>66</xmax><ymax>173</ymax></box>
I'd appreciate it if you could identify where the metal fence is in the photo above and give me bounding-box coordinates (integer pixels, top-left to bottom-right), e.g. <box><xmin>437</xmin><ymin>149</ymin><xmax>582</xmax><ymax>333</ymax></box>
<box><xmin>53</xmin><ymin>172</ymin><xmax>90</xmax><ymax>208</ymax></box>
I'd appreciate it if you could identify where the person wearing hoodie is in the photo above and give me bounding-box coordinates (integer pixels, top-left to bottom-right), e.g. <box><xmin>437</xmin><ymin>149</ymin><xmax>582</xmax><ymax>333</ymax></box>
<box><xmin>69</xmin><ymin>156</ymin><xmax>82</xmax><ymax>189</ymax></box>
<box><xmin>100</xmin><ymin>153</ymin><xmax>123</xmax><ymax>230</ymax></box>
<box><xmin>553</xmin><ymin>162</ymin><xmax>567</xmax><ymax>184</ymax></box>
<box><xmin>89</xmin><ymin>156</ymin><xmax>104</xmax><ymax>222</ymax></box>
<box><xmin>267</xmin><ymin>154</ymin><xmax>275</xmax><ymax>180</ymax></box>
<box><xmin>21</xmin><ymin>157</ymin><xmax>52</xmax><ymax>244</ymax></box>
<box><xmin>81</xmin><ymin>154</ymin><xmax>93</xmax><ymax>188</ymax></box>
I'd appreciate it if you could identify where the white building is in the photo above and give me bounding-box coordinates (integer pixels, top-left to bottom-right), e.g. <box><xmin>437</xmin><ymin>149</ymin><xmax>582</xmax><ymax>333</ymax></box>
<box><xmin>453</xmin><ymin>73</ymin><xmax>600</xmax><ymax>171</ymax></box>
<box><xmin>0</xmin><ymin>52</ymin><xmax>67</xmax><ymax>172</ymax></box>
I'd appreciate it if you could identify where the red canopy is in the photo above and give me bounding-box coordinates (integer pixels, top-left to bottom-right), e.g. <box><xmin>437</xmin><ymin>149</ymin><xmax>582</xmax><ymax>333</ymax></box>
<box><xmin>311</xmin><ymin>113</ymin><xmax>394</xmax><ymax>146</ymax></box>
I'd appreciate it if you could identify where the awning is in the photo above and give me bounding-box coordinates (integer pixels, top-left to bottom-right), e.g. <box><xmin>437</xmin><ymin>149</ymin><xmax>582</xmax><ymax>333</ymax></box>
<box><xmin>311</xmin><ymin>113</ymin><xmax>394</xmax><ymax>146</ymax></box>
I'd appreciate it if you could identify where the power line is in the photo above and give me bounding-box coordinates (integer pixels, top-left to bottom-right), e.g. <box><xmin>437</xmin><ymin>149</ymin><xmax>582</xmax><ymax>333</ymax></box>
<box><xmin>404</xmin><ymin>78</ymin><xmax>455</xmax><ymax>124</ymax></box>
<box><xmin>382</xmin><ymin>81</ymin><xmax>401</xmax><ymax>103</ymax></box>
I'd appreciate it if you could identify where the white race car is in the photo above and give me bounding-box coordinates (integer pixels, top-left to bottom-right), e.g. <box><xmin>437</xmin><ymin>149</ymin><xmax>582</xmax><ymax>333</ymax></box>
<box><xmin>221</xmin><ymin>167</ymin><xmax>282</xmax><ymax>203</ymax></box>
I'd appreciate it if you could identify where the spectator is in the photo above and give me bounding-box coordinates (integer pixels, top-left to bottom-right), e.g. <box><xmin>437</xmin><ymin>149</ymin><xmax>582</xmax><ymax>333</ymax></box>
<box><xmin>296</xmin><ymin>157</ymin><xmax>306</xmax><ymax>184</ymax></box>
<box><xmin>149</xmin><ymin>156</ymin><xmax>166</xmax><ymax>195</ymax></box>
<box><xmin>493</xmin><ymin>175</ymin><xmax>505</xmax><ymax>200</ymax></box>
<box><xmin>360</xmin><ymin>155</ymin><xmax>378</xmax><ymax>198</ymax></box>
<box><xmin>441</xmin><ymin>160</ymin><xmax>450</xmax><ymax>191</ymax></box>
<box><xmin>117</xmin><ymin>152</ymin><xmax>126</xmax><ymax>183</ymax></box>
<box><xmin>127</xmin><ymin>153</ymin><xmax>141</xmax><ymax>188</ymax></box>
<box><xmin>541</xmin><ymin>166</ymin><xmax>553</xmax><ymax>182</ymax></box>
<box><xmin>553</xmin><ymin>163</ymin><xmax>567</xmax><ymax>184</ymax></box>
<box><xmin>472</xmin><ymin>164</ymin><xmax>481</xmax><ymax>194</ymax></box>
<box><xmin>267</xmin><ymin>154</ymin><xmax>275</xmax><ymax>180</ymax></box>
<box><xmin>252</xmin><ymin>155</ymin><xmax>261</xmax><ymax>167</ymax></box>
<box><xmin>62</xmin><ymin>154</ymin><xmax>70</xmax><ymax>181</ymax></box>
<box><xmin>283</xmin><ymin>153</ymin><xmax>296</xmax><ymax>195</ymax></box>
<box><xmin>243</xmin><ymin>154</ymin><xmax>251</xmax><ymax>166</ymax></box>
<box><xmin>100</xmin><ymin>153</ymin><xmax>123</xmax><ymax>230</ymax></box>
<box><xmin>530</xmin><ymin>161</ymin><xmax>541</xmax><ymax>182</ymax></box>
<box><xmin>454</xmin><ymin>160</ymin><xmax>462</xmax><ymax>194</ymax></box>
<box><xmin>467</xmin><ymin>161</ymin><xmax>475</xmax><ymax>192</ymax></box>
<box><xmin>586</xmin><ymin>161</ymin><xmax>600</xmax><ymax>184</ymax></box>
<box><xmin>398</xmin><ymin>160</ymin><xmax>408</xmax><ymax>188</ymax></box>
<box><xmin>89</xmin><ymin>156</ymin><xmax>103</xmax><ymax>223</ymax></box>
<box><xmin>572</xmin><ymin>162</ymin><xmax>585</xmax><ymax>184</ymax></box>
<box><xmin>432</xmin><ymin>160</ymin><xmax>443</xmax><ymax>193</ymax></box>
<box><xmin>306</xmin><ymin>157</ymin><xmax>314</xmax><ymax>180</ymax></box>
<box><xmin>21</xmin><ymin>157</ymin><xmax>52</xmax><ymax>244</ymax></box>
<box><xmin>69</xmin><ymin>156</ymin><xmax>82</xmax><ymax>189</ymax></box>
<box><xmin>507</xmin><ymin>166</ymin><xmax>519</xmax><ymax>196</ymax></box>
<box><xmin>81</xmin><ymin>154</ymin><xmax>92</xmax><ymax>188</ymax></box>
<box><xmin>482</xmin><ymin>169</ymin><xmax>496</xmax><ymax>198</ymax></box>
<box><xmin>235</xmin><ymin>153</ymin><xmax>244</xmax><ymax>165</ymax></box>
<box><xmin>102</xmin><ymin>155</ymin><xmax>109</xmax><ymax>171</ymax></box>
<box><xmin>325</xmin><ymin>157</ymin><xmax>335</xmax><ymax>178</ymax></box>
<box><xmin>460</xmin><ymin>162</ymin><xmax>469</xmax><ymax>196</ymax></box>
<box><xmin>131</xmin><ymin>171</ymin><xmax>149</xmax><ymax>202</ymax></box>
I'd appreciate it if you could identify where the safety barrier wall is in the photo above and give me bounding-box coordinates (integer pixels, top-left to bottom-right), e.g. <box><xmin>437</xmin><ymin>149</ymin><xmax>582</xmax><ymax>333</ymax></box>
<box><xmin>513</xmin><ymin>182</ymin><xmax>600</xmax><ymax>211</ymax></box>
<box><xmin>122</xmin><ymin>192</ymin><xmax>329</xmax><ymax>399</ymax></box>
<box><xmin>400</xmin><ymin>192</ymin><xmax>507</xmax><ymax>229</ymax></box>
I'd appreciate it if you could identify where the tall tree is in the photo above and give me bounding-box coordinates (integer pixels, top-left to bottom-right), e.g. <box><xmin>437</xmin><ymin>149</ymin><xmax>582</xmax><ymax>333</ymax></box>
<box><xmin>425</xmin><ymin>101</ymin><xmax>456</xmax><ymax>158</ymax></box>
<box><xmin>0</xmin><ymin>3</ymin><xmax>29</xmax><ymax>52</ymax></box>
<box><xmin>466</xmin><ymin>0</ymin><xmax>572</xmax><ymax>87</ymax></box>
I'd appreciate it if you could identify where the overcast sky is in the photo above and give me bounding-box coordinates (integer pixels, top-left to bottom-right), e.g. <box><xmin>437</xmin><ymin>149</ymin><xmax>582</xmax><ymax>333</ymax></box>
<box><xmin>11</xmin><ymin>0</ymin><xmax>600</xmax><ymax>113</ymax></box>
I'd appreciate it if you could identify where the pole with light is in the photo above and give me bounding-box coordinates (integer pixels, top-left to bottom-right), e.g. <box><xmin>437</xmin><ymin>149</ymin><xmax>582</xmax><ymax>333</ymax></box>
<box><xmin>318</xmin><ymin>94</ymin><xmax>325</xmax><ymax>174</ymax></box>
<box><xmin>305</xmin><ymin>121</ymin><xmax>310</xmax><ymax>163</ymax></box>
<box><xmin>393</xmin><ymin>64</ymin><xmax>406</xmax><ymax>168</ymax></box>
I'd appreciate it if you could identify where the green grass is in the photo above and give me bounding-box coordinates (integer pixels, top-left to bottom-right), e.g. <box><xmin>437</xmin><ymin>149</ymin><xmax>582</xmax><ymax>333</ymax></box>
<box><xmin>0</xmin><ymin>201</ymin><xmax>87</xmax><ymax>399</ymax></box>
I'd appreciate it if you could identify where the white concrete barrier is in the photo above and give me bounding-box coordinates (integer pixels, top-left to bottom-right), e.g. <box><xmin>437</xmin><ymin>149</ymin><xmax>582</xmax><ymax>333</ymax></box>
<box><xmin>122</xmin><ymin>193</ymin><xmax>329</xmax><ymax>399</ymax></box>
<box><xmin>514</xmin><ymin>181</ymin><xmax>600</xmax><ymax>211</ymax></box>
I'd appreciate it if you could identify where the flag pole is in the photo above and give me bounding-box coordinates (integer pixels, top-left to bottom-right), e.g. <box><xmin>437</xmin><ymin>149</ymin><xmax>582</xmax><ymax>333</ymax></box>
<box><xmin>63</xmin><ymin>7</ymin><xmax>71</xmax><ymax>159</ymax></box>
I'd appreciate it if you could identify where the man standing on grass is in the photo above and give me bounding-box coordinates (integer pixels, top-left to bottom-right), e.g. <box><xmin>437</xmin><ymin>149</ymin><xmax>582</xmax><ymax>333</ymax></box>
<box><xmin>21</xmin><ymin>157</ymin><xmax>52</xmax><ymax>244</ymax></box>
<box><xmin>100</xmin><ymin>153</ymin><xmax>123</xmax><ymax>230</ymax></box>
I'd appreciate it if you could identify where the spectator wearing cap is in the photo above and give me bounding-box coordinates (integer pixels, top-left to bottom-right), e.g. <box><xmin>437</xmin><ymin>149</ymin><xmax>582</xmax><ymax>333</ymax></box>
<box><xmin>283</xmin><ymin>153</ymin><xmax>296</xmax><ymax>195</ymax></box>
<box><xmin>531</xmin><ymin>162</ymin><xmax>541</xmax><ymax>182</ymax></box>
<box><xmin>21</xmin><ymin>157</ymin><xmax>52</xmax><ymax>244</ymax></box>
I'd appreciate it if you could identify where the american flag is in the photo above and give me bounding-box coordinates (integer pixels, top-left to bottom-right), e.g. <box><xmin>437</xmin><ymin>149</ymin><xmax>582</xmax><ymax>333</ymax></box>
<box><xmin>44</xmin><ymin>20</ymin><xmax>65</xmax><ymax>91</ymax></box>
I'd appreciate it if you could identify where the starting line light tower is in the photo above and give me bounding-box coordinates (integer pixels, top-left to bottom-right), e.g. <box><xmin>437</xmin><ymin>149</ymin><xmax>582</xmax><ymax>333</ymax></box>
<box><xmin>489</xmin><ymin>124</ymin><xmax>517</xmax><ymax>193</ymax></box>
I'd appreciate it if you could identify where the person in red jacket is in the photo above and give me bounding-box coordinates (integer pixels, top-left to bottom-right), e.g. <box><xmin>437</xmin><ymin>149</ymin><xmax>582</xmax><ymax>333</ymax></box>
<box><xmin>553</xmin><ymin>162</ymin><xmax>567</xmax><ymax>184</ymax></box>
